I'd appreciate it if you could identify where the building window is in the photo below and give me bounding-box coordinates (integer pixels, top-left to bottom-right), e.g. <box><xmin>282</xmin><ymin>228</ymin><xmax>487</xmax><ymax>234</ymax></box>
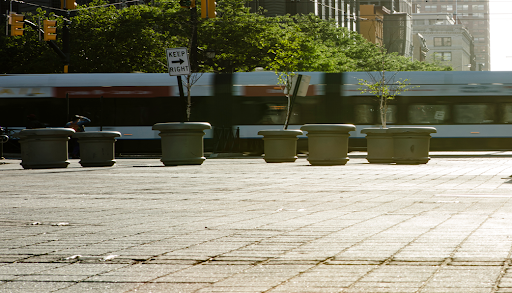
<box><xmin>457</xmin><ymin>4</ymin><xmax>469</xmax><ymax>11</ymax></box>
<box><xmin>472</xmin><ymin>5</ymin><xmax>484</xmax><ymax>10</ymax></box>
<box><xmin>425</xmin><ymin>5</ymin><xmax>437</xmax><ymax>12</ymax></box>
<box><xmin>434</xmin><ymin>37</ymin><xmax>451</xmax><ymax>47</ymax></box>
<box><xmin>434</xmin><ymin>52</ymin><xmax>452</xmax><ymax>61</ymax></box>
<box><xmin>441</xmin><ymin>5</ymin><xmax>453</xmax><ymax>11</ymax></box>
<box><xmin>429</xmin><ymin>19</ymin><xmax>446</xmax><ymax>25</ymax></box>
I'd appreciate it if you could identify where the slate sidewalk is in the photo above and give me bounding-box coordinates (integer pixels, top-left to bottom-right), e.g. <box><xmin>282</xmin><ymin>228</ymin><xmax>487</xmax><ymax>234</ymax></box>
<box><xmin>2</xmin><ymin>154</ymin><xmax>512</xmax><ymax>293</ymax></box>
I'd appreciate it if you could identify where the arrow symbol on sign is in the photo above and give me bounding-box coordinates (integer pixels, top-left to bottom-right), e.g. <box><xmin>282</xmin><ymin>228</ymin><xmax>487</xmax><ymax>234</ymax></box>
<box><xmin>172</xmin><ymin>59</ymin><xmax>185</xmax><ymax>65</ymax></box>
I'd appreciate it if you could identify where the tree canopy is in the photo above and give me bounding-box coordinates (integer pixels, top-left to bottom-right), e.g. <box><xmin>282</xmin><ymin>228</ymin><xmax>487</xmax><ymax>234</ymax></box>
<box><xmin>0</xmin><ymin>0</ymin><xmax>451</xmax><ymax>74</ymax></box>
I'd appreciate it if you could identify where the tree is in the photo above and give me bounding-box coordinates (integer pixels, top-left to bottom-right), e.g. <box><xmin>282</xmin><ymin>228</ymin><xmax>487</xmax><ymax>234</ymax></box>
<box><xmin>70</xmin><ymin>0</ymin><xmax>177</xmax><ymax>73</ymax></box>
<box><xmin>0</xmin><ymin>9</ymin><xmax>63</xmax><ymax>73</ymax></box>
<box><xmin>0</xmin><ymin>0</ymin><xmax>452</xmax><ymax>74</ymax></box>
<box><xmin>358</xmin><ymin>72</ymin><xmax>416</xmax><ymax>128</ymax></box>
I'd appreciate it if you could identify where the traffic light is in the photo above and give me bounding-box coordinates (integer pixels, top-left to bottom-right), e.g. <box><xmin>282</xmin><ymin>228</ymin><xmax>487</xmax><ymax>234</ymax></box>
<box><xmin>43</xmin><ymin>20</ymin><xmax>57</xmax><ymax>41</ymax></box>
<box><xmin>201</xmin><ymin>0</ymin><xmax>216</xmax><ymax>18</ymax></box>
<box><xmin>10</xmin><ymin>13</ymin><xmax>24</xmax><ymax>36</ymax></box>
<box><xmin>180</xmin><ymin>0</ymin><xmax>195</xmax><ymax>8</ymax></box>
<box><xmin>60</xmin><ymin>0</ymin><xmax>76</xmax><ymax>9</ymax></box>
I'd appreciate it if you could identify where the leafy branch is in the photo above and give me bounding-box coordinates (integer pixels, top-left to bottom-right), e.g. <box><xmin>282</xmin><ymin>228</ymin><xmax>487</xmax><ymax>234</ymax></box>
<box><xmin>358</xmin><ymin>72</ymin><xmax>417</xmax><ymax>128</ymax></box>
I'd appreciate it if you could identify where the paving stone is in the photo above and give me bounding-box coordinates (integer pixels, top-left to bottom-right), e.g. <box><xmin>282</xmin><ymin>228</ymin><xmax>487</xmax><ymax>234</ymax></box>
<box><xmin>131</xmin><ymin>282</ymin><xmax>209</xmax><ymax>292</ymax></box>
<box><xmin>2</xmin><ymin>155</ymin><xmax>512</xmax><ymax>292</ymax></box>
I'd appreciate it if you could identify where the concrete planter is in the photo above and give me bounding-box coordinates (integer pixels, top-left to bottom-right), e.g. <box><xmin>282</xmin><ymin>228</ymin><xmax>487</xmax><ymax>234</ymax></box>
<box><xmin>361</xmin><ymin>128</ymin><xmax>394</xmax><ymax>164</ymax></box>
<box><xmin>388</xmin><ymin>127</ymin><xmax>437</xmax><ymax>164</ymax></box>
<box><xmin>301</xmin><ymin>124</ymin><xmax>356</xmax><ymax>166</ymax></box>
<box><xmin>73</xmin><ymin>131</ymin><xmax>121</xmax><ymax>167</ymax></box>
<box><xmin>18</xmin><ymin>128</ymin><xmax>75</xmax><ymax>169</ymax></box>
<box><xmin>258</xmin><ymin>129</ymin><xmax>303</xmax><ymax>163</ymax></box>
<box><xmin>152</xmin><ymin>122</ymin><xmax>211</xmax><ymax>166</ymax></box>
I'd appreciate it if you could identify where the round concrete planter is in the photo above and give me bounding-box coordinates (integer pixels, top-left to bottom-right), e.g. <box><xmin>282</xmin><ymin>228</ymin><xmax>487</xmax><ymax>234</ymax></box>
<box><xmin>152</xmin><ymin>122</ymin><xmax>211</xmax><ymax>166</ymax></box>
<box><xmin>388</xmin><ymin>127</ymin><xmax>437</xmax><ymax>164</ymax></box>
<box><xmin>18</xmin><ymin>128</ymin><xmax>75</xmax><ymax>169</ymax></box>
<box><xmin>258</xmin><ymin>129</ymin><xmax>303</xmax><ymax>163</ymax></box>
<box><xmin>361</xmin><ymin>128</ymin><xmax>394</xmax><ymax>164</ymax></box>
<box><xmin>73</xmin><ymin>131</ymin><xmax>121</xmax><ymax>167</ymax></box>
<box><xmin>301</xmin><ymin>124</ymin><xmax>356</xmax><ymax>166</ymax></box>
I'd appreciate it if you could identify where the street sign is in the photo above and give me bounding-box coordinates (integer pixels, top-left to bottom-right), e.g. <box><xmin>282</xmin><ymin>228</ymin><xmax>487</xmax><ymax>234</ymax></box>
<box><xmin>166</xmin><ymin>47</ymin><xmax>190</xmax><ymax>76</ymax></box>
<box><xmin>284</xmin><ymin>74</ymin><xmax>311</xmax><ymax>97</ymax></box>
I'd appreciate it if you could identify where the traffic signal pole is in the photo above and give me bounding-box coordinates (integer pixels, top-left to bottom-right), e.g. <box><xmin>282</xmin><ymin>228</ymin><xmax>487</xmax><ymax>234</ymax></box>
<box><xmin>20</xmin><ymin>19</ymin><xmax>69</xmax><ymax>72</ymax></box>
<box><xmin>23</xmin><ymin>20</ymin><xmax>66</xmax><ymax>62</ymax></box>
<box><xmin>63</xmin><ymin>14</ymin><xmax>70</xmax><ymax>73</ymax></box>
<box><xmin>189</xmin><ymin>5</ymin><xmax>198</xmax><ymax>73</ymax></box>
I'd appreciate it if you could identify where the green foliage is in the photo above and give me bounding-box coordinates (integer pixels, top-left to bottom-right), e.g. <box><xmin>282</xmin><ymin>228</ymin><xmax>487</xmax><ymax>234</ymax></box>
<box><xmin>0</xmin><ymin>0</ymin><xmax>452</xmax><ymax>74</ymax></box>
<box><xmin>358</xmin><ymin>77</ymin><xmax>413</xmax><ymax>101</ymax></box>
<box><xmin>358</xmin><ymin>73</ymin><xmax>418</xmax><ymax>128</ymax></box>
<box><xmin>70</xmin><ymin>0</ymin><xmax>176</xmax><ymax>72</ymax></box>
<box><xmin>0</xmin><ymin>9</ymin><xmax>63</xmax><ymax>73</ymax></box>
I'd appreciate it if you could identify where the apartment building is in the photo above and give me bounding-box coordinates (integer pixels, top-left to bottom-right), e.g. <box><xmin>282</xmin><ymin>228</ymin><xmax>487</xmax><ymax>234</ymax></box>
<box><xmin>413</xmin><ymin>13</ymin><xmax>474</xmax><ymax>71</ymax></box>
<box><xmin>358</xmin><ymin>0</ymin><xmax>413</xmax><ymax>57</ymax></box>
<box><xmin>412</xmin><ymin>0</ymin><xmax>489</xmax><ymax>70</ymax></box>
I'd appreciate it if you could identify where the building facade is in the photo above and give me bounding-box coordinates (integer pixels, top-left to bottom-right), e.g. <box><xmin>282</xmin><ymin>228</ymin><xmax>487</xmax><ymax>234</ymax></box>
<box><xmin>412</xmin><ymin>0</ymin><xmax>489</xmax><ymax>71</ymax></box>
<box><xmin>358</xmin><ymin>0</ymin><xmax>413</xmax><ymax>57</ymax></box>
<box><xmin>246</xmin><ymin>0</ymin><xmax>360</xmax><ymax>32</ymax></box>
<box><xmin>360</xmin><ymin>5</ymin><xmax>390</xmax><ymax>46</ymax></box>
<box><xmin>412</xmin><ymin>33</ymin><xmax>429</xmax><ymax>62</ymax></box>
<box><xmin>412</xmin><ymin>13</ymin><xmax>474</xmax><ymax>71</ymax></box>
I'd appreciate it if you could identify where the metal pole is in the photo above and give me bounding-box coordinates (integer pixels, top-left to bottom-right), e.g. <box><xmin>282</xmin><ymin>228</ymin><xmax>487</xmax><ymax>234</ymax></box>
<box><xmin>189</xmin><ymin>6</ymin><xmax>198</xmax><ymax>72</ymax></box>
<box><xmin>63</xmin><ymin>14</ymin><xmax>70</xmax><ymax>73</ymax></box>
<box><xmin>66</xmin><ymin>92</ymin><xmax>70</xmax><ymax>122</ymax></box>
<box><xmin>177</xmin><ymin>75</ymin><xmax>186</xmax><ymax>122</ymax></box>
<box><xmin>7</xmin><ymin>0</ymin><xmax>13</xmax><ymax>36</ymax></box>
<box><xmin>100</xmin><ymin>96</ymin><xmax>103</xmax><ymax>131</ymax></box>
<box><xmin>284</xmin><ymin>75</ymin><xmax>303</xmax><ymax>130</ymax></box>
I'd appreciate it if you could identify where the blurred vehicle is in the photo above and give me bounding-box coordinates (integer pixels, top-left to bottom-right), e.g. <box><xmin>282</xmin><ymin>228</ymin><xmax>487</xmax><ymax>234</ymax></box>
<box><xmin>1</xmin><ymin>71</ymin><xmax>512</xmax><ymax>154</ymax></box>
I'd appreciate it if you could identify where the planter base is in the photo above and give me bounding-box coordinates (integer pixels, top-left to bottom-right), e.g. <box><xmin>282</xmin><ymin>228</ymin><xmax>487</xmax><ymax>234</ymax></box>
<box><xmin>301</xmin><ymin>124</ymin><xmax>355</xmax><ymax>166</ymax></box>
<box><xmin>361</xmin><ymin>128</ymin><xmax>394</xmax><ymax>164</ymax></box>
<box><xmin>263</xmin><ymin>156</ymin><xmax>298</xmax><ymax>163</ymax></box>
<box><xmin>21</xmin><ymin>160</ymin><xmax>71</xmax><ymax>169</ymax></box>
<box><xmin>18</xmin><ymin>128</ymin><xmax>75</xmax><ymax>169</ymax></box>
<box><xmin>152</xmin><ymin>122</ymin><xmax>211</xmax><ymax>166</ymax></box>
<box><xmin>161</xmin><ymin>157</ymin><xmax>206</xmax><ymax>166</ymax></box>
<box><xmin>393</xmin><ymin>156</ymin><xmax>430</xmax><ymax>165</ymax></box>
<box><xmin>73</xmin><ymin>131</ymin><xmax>121</xmax><ymax>167</ymax></box>
<box><xmin>389</xmin><ymin>127</ymin><xmax>437</xmax><ymax>165</ymax></box>
<box><xmin>307</xmin><ymin>158</ymin><xmax>349</xmax><ymax>166</ymax></box>
<box><xmin>258</xmin><ymin>129</ymin><xmax>302</xmax><ymax>163</ymax></box>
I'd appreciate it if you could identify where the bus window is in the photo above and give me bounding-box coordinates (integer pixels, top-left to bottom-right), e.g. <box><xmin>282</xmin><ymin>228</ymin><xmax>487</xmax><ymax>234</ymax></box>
<box><xmin>383</xmin><ymin>105</ymin><xmax>397</xmax><ymax>124</ymax></box>
<box><xmin>454</xmin><ymin>104</ymin><xmax>495</xmax><ymax>124</ymax></box>
<box><xmin>408</xmin><ymin>105</ymin><xmax>449</xmax><ymax>124</ymax></box>
<box><xmin>354</xmin><ymin>104</ymin><xmax>374</xmax><ymax>124</ymax></box>
<box><xmin>354</xmin><ymin>104</ymin><xmax>396</xmax><ymax>125</ymax></box>
<box><xmin>501</xmin><ymin>104</ymin><xmax>512</xmax><ymax>123</ymax></box>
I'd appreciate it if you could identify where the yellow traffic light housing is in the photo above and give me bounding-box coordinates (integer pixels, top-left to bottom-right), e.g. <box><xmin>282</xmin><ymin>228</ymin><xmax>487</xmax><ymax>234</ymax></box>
<box><xmin>201</xmin><ymin>0</ymin><xmax>216</xmax><ymax>18</ymax></box>
<box><xmin>43</xmin><ymin>20</ymin><xmax>57</xmax><ymax>41</ymax></box>
<box><xmin>10</xmin><ymin>13</ymin><xmax>24</xmax><ymax>36</ymax></box>
<box><xmin>60</xmin><ymin>0</ymin><xmax>76</xmax><ymax>9</ymax></box>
